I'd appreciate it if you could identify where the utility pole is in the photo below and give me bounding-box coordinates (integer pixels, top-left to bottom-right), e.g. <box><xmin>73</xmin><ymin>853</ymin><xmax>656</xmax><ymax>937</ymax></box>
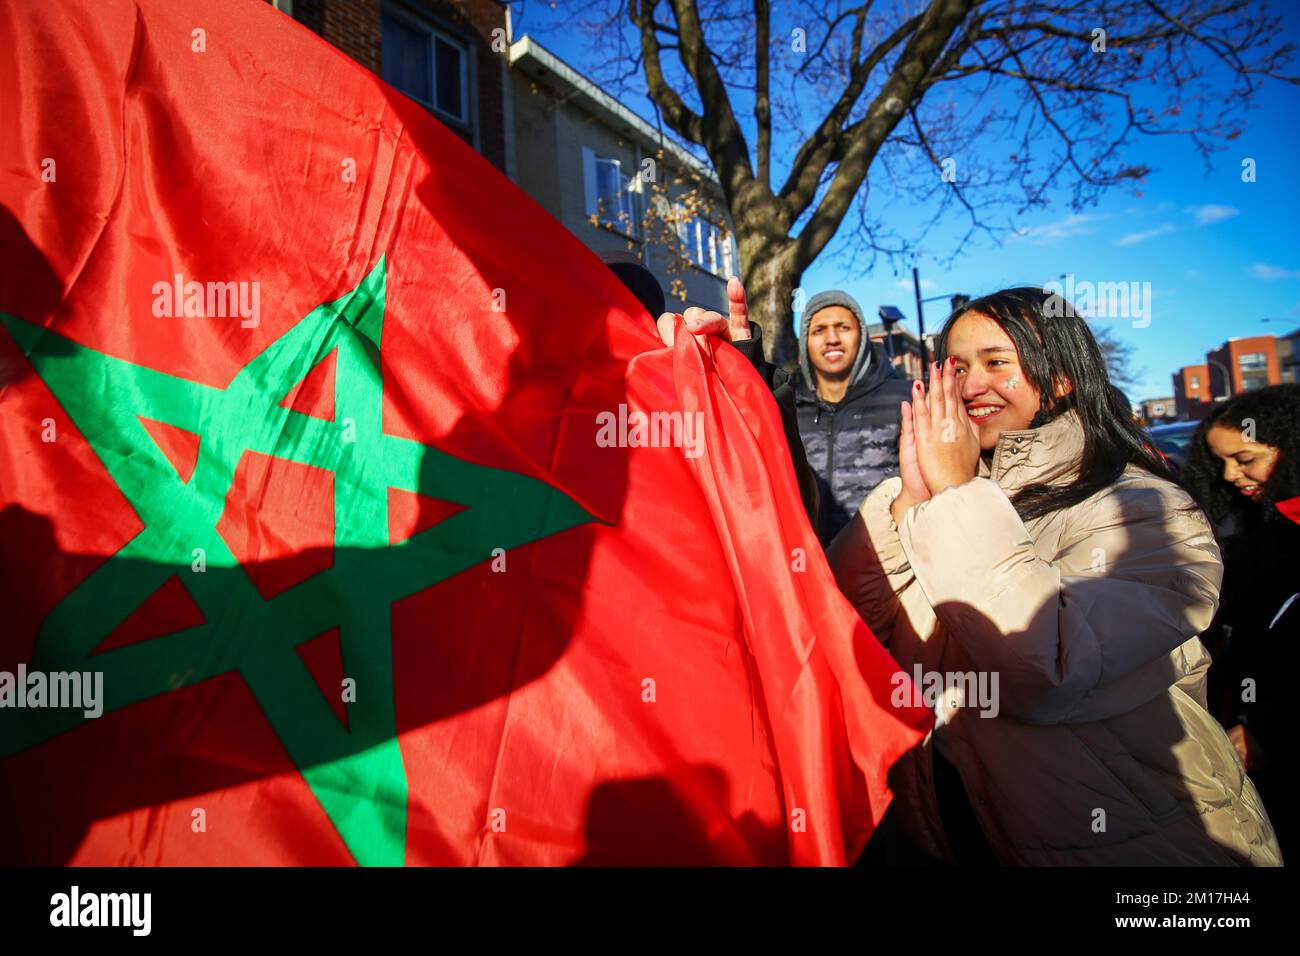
<box><xmin>913</xmin><ymin>268</ymin><xmax>969</xmax><ymax>384</ymax></box>
<box><xmin>912</xmin><ymin>267</ymin><xmax>928</xmax><ymax>379</ymax></box>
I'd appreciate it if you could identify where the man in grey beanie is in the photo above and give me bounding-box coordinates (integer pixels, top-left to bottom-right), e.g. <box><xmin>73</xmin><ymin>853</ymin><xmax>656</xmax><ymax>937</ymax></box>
<box><xmin>795</xmin><ymin>290</ymin><xmax>911</xmax><ymax>544</ymax></box>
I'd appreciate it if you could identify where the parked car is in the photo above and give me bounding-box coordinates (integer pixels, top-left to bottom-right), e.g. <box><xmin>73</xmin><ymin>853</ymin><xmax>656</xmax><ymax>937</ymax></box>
<box><xmin>1148</xmin><ymin>421</ymin><xmax>1201</xmax><ymax>474</ymax></box>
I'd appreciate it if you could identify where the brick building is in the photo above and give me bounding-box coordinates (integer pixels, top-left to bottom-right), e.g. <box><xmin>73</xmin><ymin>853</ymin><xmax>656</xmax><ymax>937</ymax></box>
<box><xmin>865</xmin><ymin>323</ymin><xmax>924</xmax><ymax>380</ymax></box>
<box><xmin>1171</xmin><ymin>336</ymin><xmax>1283</xmax><ymax>420</ymax></box>
<box><xmin>1172</xmin><ymin>364</ymin><xmax>1211</xmax><ymax>421</ymax></box>
<box><xmin>1205</xmin><ymin>336</ymin><xmax>1279</xmax><ymax>396</ymax></box>
<box><xmin>1277</xmin><ymin>327</ymin><xmax>1300</xmax><ymax>384</ymax></box>
<box><xmin>277</xmin><ymin>0</ymin><xmax>511</xmax><ymax>172</ymax></box>
<box><xmin>268</xmin><ymin>0</ymin><xmax>731</xmax><ymax>311</ymax></box>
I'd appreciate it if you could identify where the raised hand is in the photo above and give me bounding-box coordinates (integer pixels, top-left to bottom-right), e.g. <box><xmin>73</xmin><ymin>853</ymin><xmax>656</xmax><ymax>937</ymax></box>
<box><xmin>910</xmin><ymin>358</ymin><xmax>980</xmax><ymax>497</ymax></box>
<box><xmin>890</xmin><ymin>400</ymin><xmax>932</xmax><ymax>526</ymax></box>
<box><xmin>656</xmin><ymin>275</ymin><xmax>753</xmax><ymax>347</ymax></box>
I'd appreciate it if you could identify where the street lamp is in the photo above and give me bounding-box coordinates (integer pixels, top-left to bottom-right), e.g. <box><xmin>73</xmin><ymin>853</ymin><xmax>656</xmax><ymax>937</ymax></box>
<box><xmin>1206</xmin><ymin>357</ymin><xmax>1232</xmax><ymax>401</ymax></box>
<box><xmin>877</xmin><ymin>305</ymin><xmax>905</xmax><ymax>361</ymax></box>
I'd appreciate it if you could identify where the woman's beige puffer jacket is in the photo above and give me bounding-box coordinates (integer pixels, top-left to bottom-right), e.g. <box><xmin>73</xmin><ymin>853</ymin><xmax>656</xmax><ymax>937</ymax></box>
<box><xmin>827</xmin><ymin>411</ymin><xmax>1282</xmax><ymax>865</ymax></box>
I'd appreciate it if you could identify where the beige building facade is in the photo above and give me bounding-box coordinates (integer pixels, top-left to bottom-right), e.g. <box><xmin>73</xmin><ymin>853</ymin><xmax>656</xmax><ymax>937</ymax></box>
<box><xmin>508</xmin><ymin>36</ymin><xmax>734</xmax><ymax>314</ymax></box>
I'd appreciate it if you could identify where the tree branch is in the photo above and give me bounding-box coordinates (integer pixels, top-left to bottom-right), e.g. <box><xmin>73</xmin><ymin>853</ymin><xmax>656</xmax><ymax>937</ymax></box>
<box><xmin>778</xmin><ymin>11</ymin><xmax>924</xmax><ymax>226</ymax></box>
<box><xmin>664</xmin><ymin>0</ymin><xmax>756</xmax><ymax>201</ymax></box>
<box><xmin>629</xmin><ymin>0</ymin><xmax>705</xmax><ymax>143</ymax></box>
<box><xmin>792</xmin><ymin>0</ymin><xmax>976</xmax><ymax>273</ymax></box>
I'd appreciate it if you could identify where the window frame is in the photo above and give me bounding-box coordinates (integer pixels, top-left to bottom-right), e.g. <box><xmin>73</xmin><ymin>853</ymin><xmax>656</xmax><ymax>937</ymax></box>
<box><xmin>381</xmin><ymin>2</ymin><xmax>472</xmax><ymax>130</ymax></box>
<box><xmin>582</xmin><ymin>147</ymin><xmax>644</xmax><ymax>240</ymax></box>
<box><xmin>675</xmin><ymin>206</ymin><xmax>736</xmax><ymax>279</ymax></box>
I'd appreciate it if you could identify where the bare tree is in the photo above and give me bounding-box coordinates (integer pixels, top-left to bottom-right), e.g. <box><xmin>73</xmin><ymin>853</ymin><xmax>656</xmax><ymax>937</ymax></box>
<box><xmin>1091</xmin><ymin>321</ymin><xmax>1141</xmax><ymax>388</ymax></box>
<box><xmin>556</xmin><ymin>0</ymin><xmax>1298</xmax><ymax>363</ymax></box>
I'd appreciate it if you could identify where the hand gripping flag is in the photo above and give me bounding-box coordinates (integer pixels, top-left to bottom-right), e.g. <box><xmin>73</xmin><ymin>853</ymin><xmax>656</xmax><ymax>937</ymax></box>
<box><xmin>0</xmin><ymin>0</ymin><xmax>930</xmax><ymax>865</ymax></box>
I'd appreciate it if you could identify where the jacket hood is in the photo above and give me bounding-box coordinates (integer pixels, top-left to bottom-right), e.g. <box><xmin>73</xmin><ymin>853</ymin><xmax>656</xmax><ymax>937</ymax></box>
<box><xmin>798</xmin><ymin>290</ymin><xmax>873</xmax><ymax>394</ymax></box>
<box><xmin>795</xmin><ymin>337</ymin><xmax>902</xmax><ymax>408</ymax></box>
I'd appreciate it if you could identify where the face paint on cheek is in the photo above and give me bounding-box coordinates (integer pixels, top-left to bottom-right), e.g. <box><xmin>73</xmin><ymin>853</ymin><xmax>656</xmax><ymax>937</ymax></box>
<box><xmin>1004</xmin><ymin>375</ymin><xmax>1020</xmax><ymax>390</ymax></box>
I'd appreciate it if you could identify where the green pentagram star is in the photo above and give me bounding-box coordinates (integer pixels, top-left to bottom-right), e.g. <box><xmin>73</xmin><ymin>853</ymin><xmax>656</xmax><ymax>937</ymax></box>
<box><xmin>0</xmin><ymin>257</ymin><xmax>595</xmax><ymax>865</ymax></box>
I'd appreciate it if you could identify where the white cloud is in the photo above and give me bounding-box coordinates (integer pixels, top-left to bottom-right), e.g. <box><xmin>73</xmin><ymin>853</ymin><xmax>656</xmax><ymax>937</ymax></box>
<box><xmin>897</xmin><ymin>277</ymin><xmax>936</xmax><ymax>291</ymax></box>
<box><xmin>1185</xmin><ymin>204</ymin><xmax>1239</xmax><ymax>225</ymax></box>
<box><xmin>1251</xmin><ymin>263</ymin><xmax>1300</xmax><ymax>281</ymax></box>
<box><xmin>1115</xmin><ymin>224</ymin><xmax>1175</xmax><ymax>246</ymax></box>
<box><xmin>1011</xmin><ymin>213</ymin><xmax>1099</xmax><ymax>245</ymax></box>
<box><xmin>1122</xmin><ymin>200</ymin><xmax>1175</xmax><ymax>215</ymax></box>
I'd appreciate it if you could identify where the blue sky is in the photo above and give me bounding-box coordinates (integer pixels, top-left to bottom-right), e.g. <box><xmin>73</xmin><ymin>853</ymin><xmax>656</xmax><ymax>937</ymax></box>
<box><xmin>512</xmin><ymin>2</ymin><xmax>1300</xmax><ymax>402</ymax></box>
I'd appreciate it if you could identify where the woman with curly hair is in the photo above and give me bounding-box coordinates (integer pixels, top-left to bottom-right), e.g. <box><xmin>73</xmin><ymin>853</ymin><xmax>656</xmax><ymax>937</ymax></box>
<box><xmin>1181</xmin><ymin>383</ymin><xmax>1300</xmax><ymax>856</ymax></box>
<box><xmin>1183</xmin><ymin>384</ymin><xmax>1300</xmax><ymax>526</ymax></box>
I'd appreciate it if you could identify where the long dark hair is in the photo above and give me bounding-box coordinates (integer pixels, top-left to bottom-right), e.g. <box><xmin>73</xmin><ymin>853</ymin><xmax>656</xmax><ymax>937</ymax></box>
<box><xmin>933</xmin><ymin>287</ymin><xmax>1175</xmax><ymax>521</ymax></box>
<box><xmin>1182</xmin><ymin>384</ymin><xmax>1300</xmax><ymax>525</ymax></box>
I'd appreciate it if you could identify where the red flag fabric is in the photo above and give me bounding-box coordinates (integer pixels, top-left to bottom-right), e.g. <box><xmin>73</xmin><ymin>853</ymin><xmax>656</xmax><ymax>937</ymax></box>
<box><xmin>0</xmin><ymin>0</ymin><xmax>929</xmax><ymax>865</ymax></box>
<box><xmin>1278</xmin><ymin>496</ymin><xmax>1300</xmax><ymax>526</ymax></box>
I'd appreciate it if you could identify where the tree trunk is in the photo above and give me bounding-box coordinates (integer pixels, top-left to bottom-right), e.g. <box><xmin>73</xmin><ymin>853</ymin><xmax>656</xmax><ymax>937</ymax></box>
<box><xmin>738</xmin><ymin>233</ymin><xmax>799</xmax><ymax>369</ymax></box>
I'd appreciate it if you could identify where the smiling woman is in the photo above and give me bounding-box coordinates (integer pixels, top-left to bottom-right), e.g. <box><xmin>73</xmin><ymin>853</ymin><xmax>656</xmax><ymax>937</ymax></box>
<box><xmin>827</xmin><ymin>286</ymin><xmax>1282</xmax><ymax>866</ymax></box>
<box><xmin>1184</xmin><ymin>385</ymin><xmax>1300</xmax><ymax>521</ymax></box>
<box><xmin>944</xmin><ymin>319</ymin><xmax>1042</xmax><ymax>439</ymax></box>
<box><xmin>1180</xmin><ymin>384</ymin><xmax>1300</xmax><ymax>859</ymax></box>
<box><xmin>930</xmin><ymin>287</ymin><xmax>1172</xmax><ymax>518</ymax></box>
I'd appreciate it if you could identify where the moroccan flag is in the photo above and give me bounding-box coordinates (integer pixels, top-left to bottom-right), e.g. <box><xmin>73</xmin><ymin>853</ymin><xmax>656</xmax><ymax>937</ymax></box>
<box><xmin>0</xmin><ymin>0</ymin><xmax>929</xmax><ymax>865</ymax></box>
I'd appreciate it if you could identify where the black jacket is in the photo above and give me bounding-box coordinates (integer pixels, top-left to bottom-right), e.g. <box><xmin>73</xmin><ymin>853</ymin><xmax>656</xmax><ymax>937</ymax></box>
<box><xmin>795</xmin><ymin>340</ymin><xmax>911</xmax><ymax>544</ymax></box>
<box><xmin>1202</xmin><ymin>512</ymin><xmax>1300</xmax><ymax>846</ymax></box>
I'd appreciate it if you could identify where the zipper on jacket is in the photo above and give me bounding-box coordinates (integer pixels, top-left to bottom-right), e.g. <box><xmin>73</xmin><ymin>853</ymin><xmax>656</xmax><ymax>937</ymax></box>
<box><xmin>825</xmin><ymin>403</ymin><xmax>837</xmax><ymax>510</ymax></box>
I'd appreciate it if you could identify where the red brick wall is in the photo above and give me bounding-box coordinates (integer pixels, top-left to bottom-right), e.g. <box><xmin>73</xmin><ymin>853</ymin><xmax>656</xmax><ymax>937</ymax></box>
<box><xmin>283</xmin><ymin>0</ymin><xmax>508</xmax><ymax>172</ymax></box>
<box><xmin>1183</xmin><ymin>364</ymin><xmax>1210</xmax><ymax>401</ymax></box>
<box><xmin>417</xmin><ymin>0</ymin><xmax>508</xmax><ymax>172</ymax></box>
<box><xmin>1206</xmin><ymin>338</ymin><xmax>1279</xmax><ymax>397</ymax></box>
<box><xmin>1173</xmin><ymin>364</ymin><xmax>1210</xmax><ymax>420</ymax></box>
<box><xmin>292</xmin><ymin>0</ymin><xmax>382</xmax><ymax>73</ymax></box>
<box><xmin>1225</xmin><ymin>336</ymin><xmax>1280</xmax><ymax>390</ymax></box>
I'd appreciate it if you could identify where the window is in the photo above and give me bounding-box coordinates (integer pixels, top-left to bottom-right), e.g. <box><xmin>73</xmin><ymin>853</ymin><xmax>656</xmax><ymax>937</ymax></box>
<box><xmin>582</xmin><ymin>148</ymin><xmax>642</xmax><ymax>237</ymax></box>
<box><xmin>381</xmin><ymin>5</ymin><xmax>470</xmax><ymax>125</ymax></box>
<box><xmin>1189</xmin><ymin>376</ymin><xmax>1200</xmax><ymax>390</ymax></box>
<box><xmin>676</xmin><ymin>212</ymin><xmax>735</xmax><ymax>278</ymax></box>
<box><xmin>1239</xmin><ymin>352</ymin><xmax>1267</xmax><ymax>371</ymax></box>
